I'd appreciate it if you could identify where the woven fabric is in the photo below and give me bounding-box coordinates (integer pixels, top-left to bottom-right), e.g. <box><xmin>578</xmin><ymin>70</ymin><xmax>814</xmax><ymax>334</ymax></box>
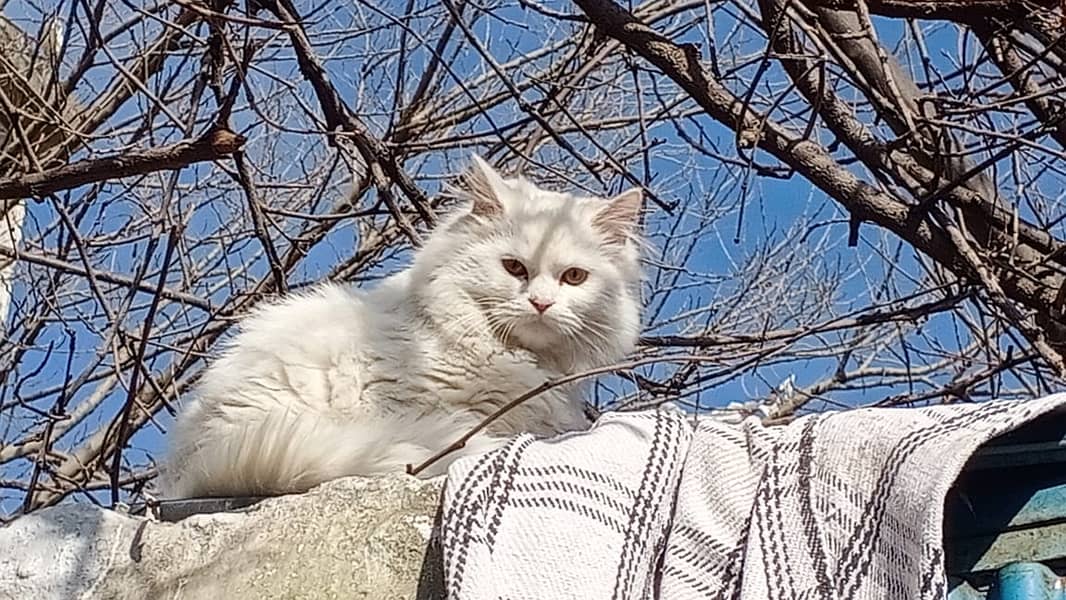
<box><xmin>441</xmin><ymin>407</ymin><xmax>691</xmax><ymax>599</ymax></box>
<box><xmin>440</xmin><ymin>393</ymin><xmax>1066</xmax><ymax>599</ymax></box>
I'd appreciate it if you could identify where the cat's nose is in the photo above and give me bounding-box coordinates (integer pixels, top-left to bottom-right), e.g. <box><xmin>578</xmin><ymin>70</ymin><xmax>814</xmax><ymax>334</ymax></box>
<box><xmin>529</xmin><ymin>297</ymin><xmax>554</xmax><ymax>313</ymax></box>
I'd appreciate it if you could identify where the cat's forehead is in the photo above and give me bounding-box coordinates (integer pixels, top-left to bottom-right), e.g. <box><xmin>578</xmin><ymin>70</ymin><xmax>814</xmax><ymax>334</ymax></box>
<box><xmin>502</xmin><ymin>208</ymin><xmax>603</xmax><ymax>263</ymax></box>
<box><xmin>463</xmin><ymin>176</ymin><xmax>612</xmax><ymax>260</ymax></box>
<box><xmin>512</xmin><ymin>215</ymin><xmax>584</xmax><ymax>248</ymax></box>
<box><xmin>502</xmin><ymin>180</ymin><xmax>593</xmax><ymax>220</ymax></box>
<box><xmin>502</xmin><ymin>179</ymin><xmax>573</xmax><ymax>207</ymax></box>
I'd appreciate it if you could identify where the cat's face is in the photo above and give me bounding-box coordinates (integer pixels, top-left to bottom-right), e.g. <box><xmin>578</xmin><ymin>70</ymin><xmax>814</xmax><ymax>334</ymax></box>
<box><xmin>415</xmin><ymin>156</ymin><xmax>644</xmax><ymax>368</ymax></box>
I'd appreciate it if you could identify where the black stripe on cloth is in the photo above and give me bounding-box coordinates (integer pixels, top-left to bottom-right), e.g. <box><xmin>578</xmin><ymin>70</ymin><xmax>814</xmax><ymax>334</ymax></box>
<box><xmin>483</xmin><ymin>436</ymin><xmax>533</xmax><ymax>551</ymax></box>
<box><xmin>507</xmin><ymin>495</ymin><xmax>629</xmax><ymax>533</ymax></box>
<box><xmin>613</xmin><ymin>410</ymin><xmax>688</xmax><ymax>599</ymax></box>
<box><xmin>796</xmin><ymin>415</ymin><xmax>833</xmax><ymax>598</ymax></box>
<box><xmin>753</xmin><ymin>431</ymin><xmax>801</xmax><ymax>600</ymax></box>
<box><xmin>511</xmin><ymin>478</ymin><xmax>634</xmax><ymax>518</ymax></box>
<box><xmin>836</xmin><ymin>401</ymin><xmax>1021</xmax><ymax>597</ymax></box>
<box><xmin>443</xmin><ymin>436</ymin><xmax>521</xmax><ymax>597</ymax></box>
<box><xmin>517</xmin><ymin>464</ymin><xmax>639</xmax><ymax>501</ymax></box>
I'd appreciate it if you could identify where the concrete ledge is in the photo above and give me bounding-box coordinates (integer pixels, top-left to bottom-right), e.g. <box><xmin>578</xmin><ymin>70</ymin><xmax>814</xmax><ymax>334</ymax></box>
<box><xmin>0</xmin><ymin>475</ymin><xmax>445</xmax><ymax>600</ymax></box>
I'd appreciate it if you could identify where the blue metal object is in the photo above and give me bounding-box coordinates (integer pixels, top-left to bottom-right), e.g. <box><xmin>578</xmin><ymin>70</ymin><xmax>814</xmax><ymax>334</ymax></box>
<box><xmin>946</xmin><ymin>408</ymin><xmax>1066</xmax><ymax>599</ymax></box>
<box><xmin>950</xmin><ymin>563</ymin><xmax>1066</xmax><ymax>600</ymax></box>
<box><xmin>988</xmin><ymin>563</ymin><xmax>1066</xmax><ymax>600</ymax></box>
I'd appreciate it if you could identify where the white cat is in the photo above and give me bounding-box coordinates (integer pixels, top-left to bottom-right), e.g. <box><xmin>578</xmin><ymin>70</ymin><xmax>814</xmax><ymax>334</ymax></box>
<box><xmin>162</xmin><ymin>156</ymin><xmax>644</xmax><ymax>498</ymax></box>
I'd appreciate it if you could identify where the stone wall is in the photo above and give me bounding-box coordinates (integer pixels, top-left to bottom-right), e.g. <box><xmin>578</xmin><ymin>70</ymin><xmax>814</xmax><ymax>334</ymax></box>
<box><xmin>0</xmin><ymin>475</ymin><xmax>445</xmax><ymax>599</ymax></box>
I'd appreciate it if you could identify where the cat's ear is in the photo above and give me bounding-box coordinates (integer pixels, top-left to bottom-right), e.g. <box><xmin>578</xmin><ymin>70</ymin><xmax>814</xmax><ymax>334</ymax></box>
<box><xmin>593</xmin><ymin>188</ymin><xmax>644</xmax><ymax>244</ymax></box>
<box><xmin>460</xmin><ymin>155</ymin><xmax>506</xmax><ymax>218</ymax></box>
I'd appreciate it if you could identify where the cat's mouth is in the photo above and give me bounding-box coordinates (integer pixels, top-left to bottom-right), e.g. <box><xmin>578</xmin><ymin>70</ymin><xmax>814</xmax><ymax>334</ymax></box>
<box><xmin>522</xmin><ymin>312</ymin><xmax>557</xmax><ymax>326</ymax></box>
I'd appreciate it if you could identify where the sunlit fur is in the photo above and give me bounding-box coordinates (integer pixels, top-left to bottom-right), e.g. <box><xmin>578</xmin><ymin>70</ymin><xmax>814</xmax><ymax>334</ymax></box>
<box><xmin>162</xmin><ymin>156</ymin><xmax>645</xmax><ymax>498</ymax></box>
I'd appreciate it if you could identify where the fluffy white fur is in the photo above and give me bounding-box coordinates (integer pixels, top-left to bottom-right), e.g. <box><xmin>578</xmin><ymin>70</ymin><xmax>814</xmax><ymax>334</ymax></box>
<box><xmin>162</xmin><ymin>156</ymin><xmax>644</xmax><ymax>498</ymax></box>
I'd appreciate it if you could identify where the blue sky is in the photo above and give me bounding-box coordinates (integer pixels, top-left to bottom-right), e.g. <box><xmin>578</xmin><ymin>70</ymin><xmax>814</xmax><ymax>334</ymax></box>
<box><xmin>1</xmin><ymin>0</ymin><xmax>1057</xmax><ymax>512</ymax></box>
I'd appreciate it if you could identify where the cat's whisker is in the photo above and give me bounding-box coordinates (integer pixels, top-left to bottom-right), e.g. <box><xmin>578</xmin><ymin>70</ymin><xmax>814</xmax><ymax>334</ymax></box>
<box><xmin>497</xmin><ymin>315</ymin><xmax>519</xmax><ymax>346</ymax></box>
<box><xmin>448</xmin><ymin>312</ymin><xmax>499</xmax><ymax>347</ymax></box>
<box><xmin>560</xmin><ymin>318</ymin><xmax>617</xmax><ymax>363</ymax></box>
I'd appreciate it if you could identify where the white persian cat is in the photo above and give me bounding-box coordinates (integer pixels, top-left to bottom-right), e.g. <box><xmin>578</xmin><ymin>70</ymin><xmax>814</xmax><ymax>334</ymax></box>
<box><xmin>162</xmin><ymin>156</ymin><xmax>644</xmax><ymax>498</ymax></box>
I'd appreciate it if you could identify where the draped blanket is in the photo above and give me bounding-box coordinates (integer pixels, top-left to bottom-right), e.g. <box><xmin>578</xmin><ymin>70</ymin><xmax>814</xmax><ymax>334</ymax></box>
<box><xmin>439</xmin><ymin>394</ymin><xmax>1066</xmax><ymax>599</ymax></box>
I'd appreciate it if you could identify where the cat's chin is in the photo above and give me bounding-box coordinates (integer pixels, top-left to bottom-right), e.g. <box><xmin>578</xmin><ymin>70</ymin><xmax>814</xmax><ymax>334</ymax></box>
<box><xmin>507</xmin><ymin>320</ymin><xmax>564</xmax><ymax>354</ymax></box>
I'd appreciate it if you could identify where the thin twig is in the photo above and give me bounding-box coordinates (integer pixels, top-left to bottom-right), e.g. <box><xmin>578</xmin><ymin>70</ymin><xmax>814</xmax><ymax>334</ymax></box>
<box><xmin>109</xmin><ymin>226</ymin><xmax>180</xmax><ymax>506</ymax></box>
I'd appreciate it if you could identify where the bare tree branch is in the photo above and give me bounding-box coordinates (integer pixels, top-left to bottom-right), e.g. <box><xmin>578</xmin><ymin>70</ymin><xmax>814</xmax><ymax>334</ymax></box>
<box><xmin>0</xmin><ymin>127</ymin><xmax>246</xmax><ymax>200</ymax></box>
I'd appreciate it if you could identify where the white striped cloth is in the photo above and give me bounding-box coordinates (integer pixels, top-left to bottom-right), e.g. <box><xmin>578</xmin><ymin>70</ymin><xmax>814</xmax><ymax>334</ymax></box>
<box><xmin>440</xmin><ymin>393</ymin><xmax>1066</xmax><ymax>599</ymax></box>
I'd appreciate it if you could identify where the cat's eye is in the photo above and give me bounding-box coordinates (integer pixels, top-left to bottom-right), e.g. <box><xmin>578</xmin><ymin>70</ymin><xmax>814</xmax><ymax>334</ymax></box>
<box><xmin>561</xmin><ymin>267</ymin><xmax>589</xmax><ymax>286</ymax></box>
<box><xmin>501</xmin><ymin>258</ymin><xmax>528</xmax><ymax>279</ymax></box>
